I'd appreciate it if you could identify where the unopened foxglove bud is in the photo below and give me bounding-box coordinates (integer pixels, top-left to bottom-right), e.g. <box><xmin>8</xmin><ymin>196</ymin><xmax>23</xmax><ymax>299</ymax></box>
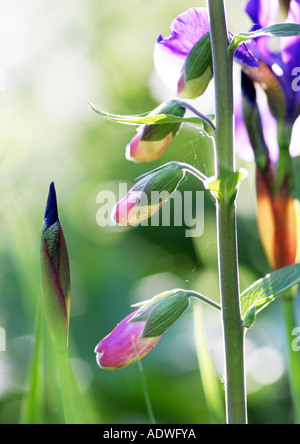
<box><xmin>95</xmin><ymin>311</ymin><xmax>162</xmax><ymax>369</ymax></box>
<box><xmin>95</xmin><ymin>289</ymin><xmax>190</xmax><ymax>369</ymax></box>
<box><xmin>177</xmin><ymin>33</ymin><xmax>213</xmax><ymax>99</ymax></box>
<box><xmin>130</xmin><ymin>289</ymin><xmax>190</xmax><ymax>337</ymax></box>
<box><xmin>126</xmin><ymin>100</ymin><xmax>186</xmax><ymax>162</ymax></box>
<box><xmin>41</xmin><ymin>183</ymin><xmax>71</xmax><ymax>351</ymax></box>
<box><xmin>112</xmin><ymin>162</ymin><xmax>186</xmax><ymax>226</ymax></box>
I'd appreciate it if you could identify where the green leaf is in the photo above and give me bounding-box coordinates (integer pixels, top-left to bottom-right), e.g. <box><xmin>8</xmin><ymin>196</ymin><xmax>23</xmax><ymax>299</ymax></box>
<box><xmin>229</xmin><ymin>23</ymin><xmax>300</xmax><ymax>51</ymax></box>
<box><xmin>88</xmin><ymin>102</ymin><xmax>215</xmax><ymax>137</ymax></box>
<box><xmin>241</xmin><ymin>263</ymin><xmax>300</xmax><ymax>328</ymax></box>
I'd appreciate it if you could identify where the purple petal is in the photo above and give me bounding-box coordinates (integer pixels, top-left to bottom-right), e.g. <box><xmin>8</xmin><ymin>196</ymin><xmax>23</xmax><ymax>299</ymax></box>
<box><xmin>244</xmin><ymin>0</ymin><xmax>279</xmax><ymax>61</ymax></box>
<box><xmin>154</xmin><ymin>8</ymin><xmax>210</xmax><ymax>89</ymax></box>
<box><xmin>234</xmin><ymin>42</ymin><xmax>260</xmax><ymax>67</ymax></box>
<box><xmin>245</xmin><ymin>0</ymin><xmax>279</xmax><ymax>28</ymax></box>
<box><xmin>234</xmin><ymin>90</ymin><xmax>279</xmax><ymax>163</ymax></box>
<box><xmin>281</xmin><ymin>0</ymin><xmax>300</xmax><ymax>116</ymax></box>
<box><xmin>234</xmin><ymin>93</ymin><xmax>255</xmax><ymax>162</ymax></box>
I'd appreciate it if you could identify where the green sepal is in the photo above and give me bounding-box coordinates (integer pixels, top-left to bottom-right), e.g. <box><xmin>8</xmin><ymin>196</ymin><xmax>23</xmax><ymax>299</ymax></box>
<box><xmin>130</xmin><ymin>290</ymin><xmax>190</xmax><ymax>338</ymax></box>
<box><xmin>133</xmin><ymin>161</ymin><xmax>186</xmax><ymax>205</ymax></box>
<box><xmin>140</xmin><ymin>100</ymin><xmax>186</xmax><ymax>142</ymax></box>
<box><xmin>205</xmin><ymin>167</ymin><xmax>248</xmax><ymax>203</ymax></box>
<box><xmin>179</xmin><ymin>33</ymin><xmax>213</xmax><ymax>99</ymax></box>
<box><xmin>183</xmin><ymin>33</ymin><xmax>212</xmax><ymax>81</ymax></box>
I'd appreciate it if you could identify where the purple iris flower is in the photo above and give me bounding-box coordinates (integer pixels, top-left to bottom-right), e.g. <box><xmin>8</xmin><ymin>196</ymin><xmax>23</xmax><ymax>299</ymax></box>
<box><xmin>235</xmin><ymin>0</ymin><xmax>300</xmax><ymax>162</ymax></box>
<box><xmin>154</xmin><ymin>7</ymin><xmax>259</xmax><ymax>95</ymax></box>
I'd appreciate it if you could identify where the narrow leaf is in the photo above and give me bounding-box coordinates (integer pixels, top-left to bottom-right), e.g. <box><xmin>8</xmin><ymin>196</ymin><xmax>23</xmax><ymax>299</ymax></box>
<box><xmin>241</xmin><ymin>263</ymin><xmax>300</xmax><ymax>327</ymax></box>
<box><xmin>88</xmin><ymin>102</ymin><xmax>215</xmax><ymax>137</ymax></box>
<box><xmin>230</xmin><ymin>23</ymin><xmax>300</xmax><ymax>50</ymax></box>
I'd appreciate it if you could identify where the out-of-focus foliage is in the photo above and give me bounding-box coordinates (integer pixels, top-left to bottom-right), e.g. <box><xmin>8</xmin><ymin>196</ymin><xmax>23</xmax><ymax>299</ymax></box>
<box><xmin>0</xmin><ymin>0</ymin><xmax>298</xmax><ymax>424</ymax></box>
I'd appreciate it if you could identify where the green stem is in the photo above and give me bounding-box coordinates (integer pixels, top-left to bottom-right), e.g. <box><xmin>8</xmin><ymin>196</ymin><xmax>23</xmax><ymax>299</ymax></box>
<box><xmin>281</xmin><ymin>292</ymin><xmax>300</xmax><ymax>424</ymax></box>
<box><xmin>193</xmin><ymin>302</ymin><xmax>225</xmax><ymax>424</ymax></box>
<box><xmin>178</xmin><ymin>162</ymin><xmax>208</xmax><ymax>183</ymax></box>
<box><xmin>177</xmin><ymin>100</ymin><xmax>216</xmax><ymax>130</ymax></box>
<box><xmin>56</xmin><ymin>349</ymin><xmax>79</xmax><ymax>424</ymax></box>
<box><xmin>136</xmin><ymin>359</ymin><xmax>156</xmax><ymax>425</ymax></box>
<box><xmin>188</xmin><ymin>291</ymin><xmax>221</xmax><ymax>311</ymax></box>
<box><xmin>207</xmin><ymin>0</ymin><xmax>247</xmax><ymax>424</ymax></box>
<box><xmin>21</xmin><ymin>298</ymin><xmax>44</xmax><ymax>424</ymax></box>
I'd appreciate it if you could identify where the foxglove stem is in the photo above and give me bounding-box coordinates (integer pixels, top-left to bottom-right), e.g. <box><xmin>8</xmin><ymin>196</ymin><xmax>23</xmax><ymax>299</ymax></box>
<box><xmin>179</xmin><ymin>163</ymin><xmax>208</xmax><ymax>184</ymax></box>
<box><xmin>176</xmin><ymin>100</ymin><xmax>216</xmax><ymax>130</ymax></box>
<box><xmin>207</xmin><ymin>0</ymin><xmax>247</xmax><ymax>424</ymax></box>
<box><xmin>188</xmin><ymin>291</ymin><xmax>221</xmax><ymax>311</ymax></box>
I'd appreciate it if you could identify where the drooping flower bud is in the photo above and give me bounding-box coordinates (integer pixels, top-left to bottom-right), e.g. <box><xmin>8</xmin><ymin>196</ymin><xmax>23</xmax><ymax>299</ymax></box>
<box><xmin>177</xmin><ymin>33</ymin><xmax>213</xmax><ymax>99</ymax></box>
<box><xmin>126</xmin><ymin>100</ymin><xmax>186</xmax><ymax>163</ymax></box>
<box><xmin>95</xmin><ymin>289</ymin><xmax>190</xmax><ymax>369</ymax></box>
<box><xmin>95</xmin><ymin>311</ymin><xmax>162</xmax><ymax>370</ymax></box>
<box><xmin>112</xmin><ymin>162</ymin><xmax>186</xmax><ymax>226</ymax></box>
<box><xmin>41</xmin><ymin>183</ymin><xmax>71</xmax><ymax>351</ymax></box>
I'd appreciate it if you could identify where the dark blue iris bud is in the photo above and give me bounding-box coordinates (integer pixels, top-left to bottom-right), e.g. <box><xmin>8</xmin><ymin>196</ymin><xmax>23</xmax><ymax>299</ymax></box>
<box><xmin>44</xmin><ymin>182</ymin><xmax>58</xmax><ymax>230</ymax></box>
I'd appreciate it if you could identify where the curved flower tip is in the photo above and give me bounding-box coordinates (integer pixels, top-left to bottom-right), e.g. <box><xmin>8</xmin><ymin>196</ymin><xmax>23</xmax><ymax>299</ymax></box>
<box><xmin>95</xmin><ymin>311</ymin><xmax>162</xmax><ymax>370</ymax></box>
<box><xmin>126</xmin><ymin>100</ymin><xmax>186</xmax><ymax>163</ymax></box>
<box><xmin>111</xmin><ymin>189</ymin><xmax>144</xmax><ymax>226</ymax></box>
<box><xmin>111</xmin><ymin>162</ymin><xmax>185</xmax><ymax>226</ymax></box>
<box><xmin>126</xmin><ymin>131</ymin><xmax>173</xmax><ymax>163</ymax></box>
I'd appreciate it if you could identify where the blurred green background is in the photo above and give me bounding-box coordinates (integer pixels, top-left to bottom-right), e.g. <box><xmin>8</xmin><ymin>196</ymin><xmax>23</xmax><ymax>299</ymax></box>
<box><xmin>0</xmin><ymin>0</ymin><xmax>299</xmax><ymax>424</ymax></box>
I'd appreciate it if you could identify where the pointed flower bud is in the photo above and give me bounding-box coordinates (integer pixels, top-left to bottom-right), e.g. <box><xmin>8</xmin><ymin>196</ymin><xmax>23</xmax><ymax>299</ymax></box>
<box><xmin>126</xmin><ymin>100</ymin><xmax>186</xmax><ymax>163</ymax></box>
<box><xmin>177</xmin><ymin>33</ymin><xmax>213</xmax><ymax>99</ymax></box>
<box><xmin>41</xmin><ymin>183</ymin><xmax>71</xmax><ymax>351</ymax></box>
<box><xmin>95</xmin><ymin>289</ymin><xmax>190</xmax><ymax>369</ymax></box>
<box><xmin>112</xmin><ymin>162</ymin><xmax>186</xmax><ymax>226</ymax></box>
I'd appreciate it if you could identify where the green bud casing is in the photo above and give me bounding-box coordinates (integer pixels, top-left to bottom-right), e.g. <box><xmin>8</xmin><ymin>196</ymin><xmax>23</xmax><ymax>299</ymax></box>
<box><xmin>178</xmin><ymin>33</ymin><xmax>213</xmax><ymax>99</ymax></box>
<box><xmin>41</xmin><ymin>183</ymin><xmax>71</xmax><ymax>351</ymax></box>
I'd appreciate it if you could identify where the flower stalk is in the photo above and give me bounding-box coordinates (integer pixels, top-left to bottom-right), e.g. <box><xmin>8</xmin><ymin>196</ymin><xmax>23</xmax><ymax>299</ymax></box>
<box><xmin>207</xmin><ymin>0</ymin><xmax>247</xmax><ymax>424</ymax></box>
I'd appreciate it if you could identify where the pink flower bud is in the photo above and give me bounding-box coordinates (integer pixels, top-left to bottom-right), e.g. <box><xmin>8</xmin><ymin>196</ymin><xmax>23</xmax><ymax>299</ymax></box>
<box><xmin>111</xmin><ymin>162</ymin><xmax>185</xmax><ymax>226</ymax></box>
<box><xmin>126</xmin><ymin>131</ymin><xmax>173</xmax><ymax>163</ymax></box>
<box><xmin>95</xmin><ymin>311</ymin><xmax>162</xmax><ymax>369</ymax></box>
